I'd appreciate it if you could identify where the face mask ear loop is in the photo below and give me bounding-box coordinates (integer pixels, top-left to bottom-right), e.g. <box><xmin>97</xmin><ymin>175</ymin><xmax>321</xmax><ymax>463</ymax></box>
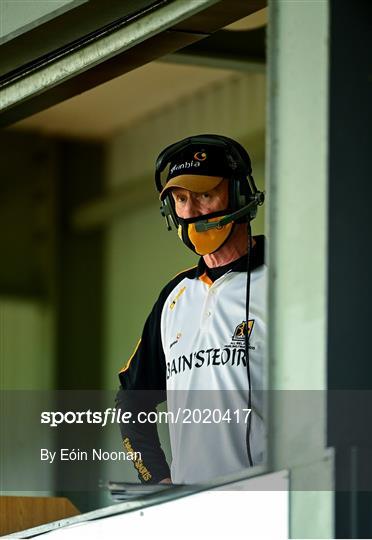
<box><xmin>245</xmin><ymin>221</ymin><xmax>253</xmax><ymax>467</ymax></box>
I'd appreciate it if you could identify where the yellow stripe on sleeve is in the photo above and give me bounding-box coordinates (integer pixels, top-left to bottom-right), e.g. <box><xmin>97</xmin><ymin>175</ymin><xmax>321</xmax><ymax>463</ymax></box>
<box><xmin>119</xmin><ymin>339</ymin><xmax>141</xmax><ymax>374</ymax></box>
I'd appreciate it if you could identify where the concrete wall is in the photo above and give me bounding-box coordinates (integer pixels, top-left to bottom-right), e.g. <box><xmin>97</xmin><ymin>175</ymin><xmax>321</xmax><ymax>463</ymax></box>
<box><xmin>0</xmin><ymin>132</ymin><xmax>105</xmax><ymax>510</ymax></box>
<box><xmin>0</xmin><ymin>299</ymin><xmax>54</xmax><ymax>390</ymax></box>
<box><xmin>267</xmin><ymin>0</ymin><xmax>332</xmax><ymax>537</ymax></box>
<box><xmin>0</xmin><ymin>132</ymin><xmax>57</xmax><ymax>495</ymax></box>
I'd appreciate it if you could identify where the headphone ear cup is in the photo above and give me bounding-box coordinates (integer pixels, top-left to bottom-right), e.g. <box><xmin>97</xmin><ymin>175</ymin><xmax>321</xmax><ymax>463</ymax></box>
<box><xmin>238</xmin><ymin>179</ymin><xmax>248</xmax><ymax>209</ymax></box>
<box><xmin>235</xmin><ymin>177</ymin><xmax>251</xmax><ymax>209</ymax></box>
<box><xmin>232</xmin><ymin>177</ymin><xmax>258</xmax><ymax>222</ymax></box>
<box><xmin>228</xmin><ymin>177</ymin><xmax>247</xmax><ymax>211</ymax></box>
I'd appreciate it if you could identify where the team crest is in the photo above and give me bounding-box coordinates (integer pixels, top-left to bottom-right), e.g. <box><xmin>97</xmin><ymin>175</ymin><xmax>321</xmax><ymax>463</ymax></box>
<box><xmin>232</xmin><ymin>320</ymin><xmax>254</xmax><ymax>341</ymax></box>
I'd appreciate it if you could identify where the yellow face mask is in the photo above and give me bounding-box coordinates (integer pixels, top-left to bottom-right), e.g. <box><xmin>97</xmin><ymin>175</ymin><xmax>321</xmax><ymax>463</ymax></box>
<box><xmin>178</xmin><ymin>216</ymin><xmax>234</xmax><ymax>255</ymax></box>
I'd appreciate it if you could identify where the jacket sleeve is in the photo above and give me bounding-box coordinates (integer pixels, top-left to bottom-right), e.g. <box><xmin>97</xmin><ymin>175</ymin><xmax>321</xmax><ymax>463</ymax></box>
<box><xmin>115</xmin><ymin>293</ymin><xmax>170</xmax><ymax>484</ymax></box>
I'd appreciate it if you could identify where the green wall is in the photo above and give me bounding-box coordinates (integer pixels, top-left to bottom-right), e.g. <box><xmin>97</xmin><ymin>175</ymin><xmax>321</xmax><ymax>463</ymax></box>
<box><xmin>0</xmin><ymin>131</ymin><xmax>106</xmax><ymax>511</ymax></box>
<box><xmin>0</xmin><ymin>70</ymin><xmax>266</xmax><ymax>508</ymax></box>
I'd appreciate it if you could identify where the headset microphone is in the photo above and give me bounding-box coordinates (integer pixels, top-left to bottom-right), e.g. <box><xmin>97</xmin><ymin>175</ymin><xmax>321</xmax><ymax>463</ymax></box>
<box><xmin>194</xmin><ymin>192</ymin><xmax>265</xmax><ymax>232</ymax></box>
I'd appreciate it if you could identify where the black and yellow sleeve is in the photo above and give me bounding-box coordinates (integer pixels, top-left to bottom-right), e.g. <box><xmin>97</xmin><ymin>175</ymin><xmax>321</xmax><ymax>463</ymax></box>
<box><xmin>115</xmin><ymin>284</ymin><xmax>172</xmax><ymax>484</ymax></box>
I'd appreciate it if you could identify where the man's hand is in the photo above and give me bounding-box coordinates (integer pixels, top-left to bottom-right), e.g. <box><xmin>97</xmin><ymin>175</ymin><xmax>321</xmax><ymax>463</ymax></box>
<box><xmin>159</xmin><ymin>477</ymin><xmax>172</xmax><ymax>484</ymax></box>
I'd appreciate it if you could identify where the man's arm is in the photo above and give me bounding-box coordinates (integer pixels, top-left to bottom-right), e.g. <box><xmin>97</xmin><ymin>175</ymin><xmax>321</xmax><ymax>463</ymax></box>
<box><xmin>115</xmin><ymin>387</ymin><xmax>170</xmax><ymax>484</ymax></box>
<box><xmin>115</xmin><ymin>292</ymin><xmax>170</xmax><ymax>484</ymax></box>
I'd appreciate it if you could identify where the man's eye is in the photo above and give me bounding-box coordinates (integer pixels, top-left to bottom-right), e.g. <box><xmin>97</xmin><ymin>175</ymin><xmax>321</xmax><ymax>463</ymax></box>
<box><xmin>201</xmin><ymin>193</ymin><xmax>211</xmax><ymax>199</ymax></box>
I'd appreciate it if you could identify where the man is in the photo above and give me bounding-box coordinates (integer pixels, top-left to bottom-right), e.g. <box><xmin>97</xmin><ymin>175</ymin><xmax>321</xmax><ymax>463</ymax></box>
<box><xmin>116</xmin><ymin>134</ymin><xmax>265</xmax><ymax>485</ymax></box>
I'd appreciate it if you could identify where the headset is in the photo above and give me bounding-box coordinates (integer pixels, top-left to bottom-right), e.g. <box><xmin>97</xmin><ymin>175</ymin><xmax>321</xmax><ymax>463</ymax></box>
<box><xmin>155</xmin><ymin>134</ymin><xmax>265</xmax><ymax>468</ymax></box>
<box><xmin>155</xmin><ymin>134</ymin><xmax>264</xmax><ymax>232</ymax></box>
